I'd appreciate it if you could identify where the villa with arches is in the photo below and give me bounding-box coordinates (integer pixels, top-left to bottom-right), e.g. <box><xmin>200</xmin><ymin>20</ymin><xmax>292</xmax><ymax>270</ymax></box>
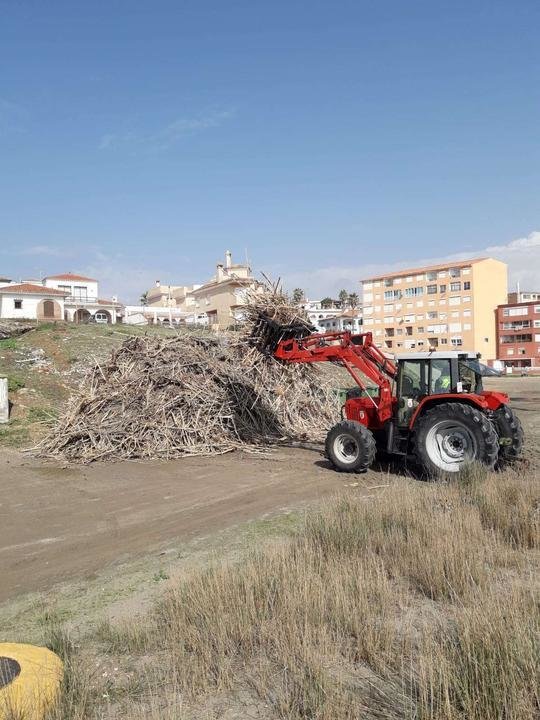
<box><xmin>0</xmin><ymin>273</ymin><xmax>123</xmax><ymax>324</ymax></box>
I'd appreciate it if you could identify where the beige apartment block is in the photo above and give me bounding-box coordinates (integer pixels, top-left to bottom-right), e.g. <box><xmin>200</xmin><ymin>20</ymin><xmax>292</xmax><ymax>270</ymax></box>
<box><xmin>361</xmin><ymin>257</ymin><xmax>507</xmax><ymax>361</ymax></box>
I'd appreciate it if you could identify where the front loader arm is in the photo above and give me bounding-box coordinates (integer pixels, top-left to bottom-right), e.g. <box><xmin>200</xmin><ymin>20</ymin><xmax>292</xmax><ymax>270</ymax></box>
<box><xmin>274</xmin><ymin>330</ymin><xmax>396</xmax><ymax>422</ymax></box>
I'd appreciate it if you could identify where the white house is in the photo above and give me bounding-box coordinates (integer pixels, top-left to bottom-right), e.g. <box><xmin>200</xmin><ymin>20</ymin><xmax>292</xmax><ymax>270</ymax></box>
<box><xmin>0</xmin><ymin>282</ymin><xmax>68</xmax><ymax>321</ymax></box>
<box><xmin>0</xmin><ymin>273</ymin><xmax>123</xmax><ymax>324</ymax></box>
<box><xmin>299</xmin><ymin>300</ymin><xmax>342</xmax><ymax>332</ymax></box>
<box><xmin>319</xmin><ymin>309</ymin><xmax>363</xmax><ymax>334</ymax></box>
<box><xmin>43</xmin><ymin>273</ymin><xmax>123</xmax><ymax>324</ymax></box>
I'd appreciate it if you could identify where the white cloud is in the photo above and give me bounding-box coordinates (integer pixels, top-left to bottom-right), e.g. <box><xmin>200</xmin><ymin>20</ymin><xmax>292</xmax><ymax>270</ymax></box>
<box><xmin>98</xmin><ymin>109</ymin><xmax>235</xmax><ymax>152</ymax></box>
<box><xmin>281</xmin><ymin>231</ymin><xmax>540</xmax><ymax>299</ymax></box>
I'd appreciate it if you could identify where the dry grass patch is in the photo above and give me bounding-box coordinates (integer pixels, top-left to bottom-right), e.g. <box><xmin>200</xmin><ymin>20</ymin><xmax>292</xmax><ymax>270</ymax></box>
<box><xmin>47</xmin><ymin>467</ymin><xmax>539</xmax><ymax>719</ymax></box>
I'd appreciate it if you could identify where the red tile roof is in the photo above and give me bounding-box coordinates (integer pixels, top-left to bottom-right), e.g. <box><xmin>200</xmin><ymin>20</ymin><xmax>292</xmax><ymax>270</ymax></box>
<box><xmin>0</xmin><ymin>283</ymin><xmax>68</xmax><ymax>296</ymax></box>
<box><xmin>44</xmin><ymin>273</ymin><xmax>97</xmax><ymax>282</ymax></box>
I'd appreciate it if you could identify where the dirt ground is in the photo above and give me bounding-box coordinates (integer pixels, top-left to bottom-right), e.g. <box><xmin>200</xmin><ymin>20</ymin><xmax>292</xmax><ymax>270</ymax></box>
<box><xmin>0</xmin><ymin>375</ymin><xmax>538</xmax><ymax>608</ymax></box>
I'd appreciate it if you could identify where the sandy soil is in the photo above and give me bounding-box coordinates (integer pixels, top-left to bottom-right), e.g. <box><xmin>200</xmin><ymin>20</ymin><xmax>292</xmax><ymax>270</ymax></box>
<box><xmin>0</xmin><ymin>375</ymin><xmax>538</xmax><ymax>605</ymax></box>
<box><xmin>0</xmin><ymin>445</ymin><xmax>343</xmax><ymax>602</ymax></box>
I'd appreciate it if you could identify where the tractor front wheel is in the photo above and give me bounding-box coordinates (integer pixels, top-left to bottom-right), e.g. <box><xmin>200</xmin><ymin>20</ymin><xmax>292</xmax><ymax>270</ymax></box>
<box><xmin>414</xmin><ymin>402</ymin><xmax>499</xmax><ymax>477</ymax></box>
<box><xmin>325</xmin><ymin>420</ymin><xmax>376</xmax><ymax>473</ymax></box>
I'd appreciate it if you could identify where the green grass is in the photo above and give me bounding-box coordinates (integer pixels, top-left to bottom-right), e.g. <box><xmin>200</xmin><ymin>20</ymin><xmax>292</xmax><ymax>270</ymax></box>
<box><xmin>0</xmin><ymin>337</ymin><xmax>18</xmax><ymax>350</ymax></box>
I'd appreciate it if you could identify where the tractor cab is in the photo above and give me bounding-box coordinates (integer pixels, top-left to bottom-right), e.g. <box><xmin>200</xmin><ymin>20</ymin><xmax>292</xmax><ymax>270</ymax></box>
<box><xmin>395</xmin><ymin>351</ymin><xmax>499</xmax><ymax>427</ymax></box>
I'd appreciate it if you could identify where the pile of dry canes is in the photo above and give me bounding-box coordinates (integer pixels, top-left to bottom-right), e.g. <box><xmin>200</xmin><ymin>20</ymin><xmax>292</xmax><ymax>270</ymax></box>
<box><xmin>39</xmin><ymin>286</ymin><xmax>338</xmax><ymax>462</ymax></box>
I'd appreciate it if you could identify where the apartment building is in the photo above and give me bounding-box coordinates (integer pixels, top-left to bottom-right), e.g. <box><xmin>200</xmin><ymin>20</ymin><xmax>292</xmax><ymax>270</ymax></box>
<box><xmin>361</xmin><ymin>257</ymin><xmax>507</xmax><ymax>361</ymax></box>
<box><xmin>507</xmin><ymin>290</ymin><xmax>540</xmax><ymax>304</ymax></box>
<box><xmin>496</xmin><ymin>299</ymin><xmax>540</xmax><ymax>369</ymax></box>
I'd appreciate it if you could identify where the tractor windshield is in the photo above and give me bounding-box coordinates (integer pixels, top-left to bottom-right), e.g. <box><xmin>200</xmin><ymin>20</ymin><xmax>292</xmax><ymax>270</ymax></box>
<box><xmin>460</xmin><ymin>359</ymin><xmax>501</xmax><ymax>377</ymax></box>
<box><xmin>458</xmin><ymin>358</ymin><xmax>499</xmax><ymax>394</ymax></box>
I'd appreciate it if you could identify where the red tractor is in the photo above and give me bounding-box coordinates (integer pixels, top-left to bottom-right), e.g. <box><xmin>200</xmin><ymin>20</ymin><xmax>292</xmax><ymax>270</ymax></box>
<box><xmin>273</xmin><ymin>329</ymin><xmax>523</xmax><ymax>475</ymax></box>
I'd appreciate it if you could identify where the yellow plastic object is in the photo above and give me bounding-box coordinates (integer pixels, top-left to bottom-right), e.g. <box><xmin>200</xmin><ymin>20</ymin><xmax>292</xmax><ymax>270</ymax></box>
<box><xmin>0</xmin><ymin>643</ymin><xmax>63</xmax><ymax>720</ymax></box>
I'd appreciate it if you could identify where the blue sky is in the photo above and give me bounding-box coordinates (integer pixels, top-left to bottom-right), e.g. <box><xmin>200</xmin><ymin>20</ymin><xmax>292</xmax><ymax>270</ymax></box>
<box><xmin>1</xmin><ymin>0</ymin><xmax>539</xmax><ymax>301</ymax></box>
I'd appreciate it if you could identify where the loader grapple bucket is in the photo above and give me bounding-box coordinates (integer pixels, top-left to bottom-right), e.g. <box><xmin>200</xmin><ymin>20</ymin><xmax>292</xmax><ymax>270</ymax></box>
<box><xmin>250</xmin><ymin>312</ymin><xmax>315</xmax><ymax>354</ymax></box>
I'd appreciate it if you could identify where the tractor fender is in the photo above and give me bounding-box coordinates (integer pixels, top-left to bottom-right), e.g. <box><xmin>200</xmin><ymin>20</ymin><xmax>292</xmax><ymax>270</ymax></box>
<box><xmin>408</xmin><ymin>393</ymin><xmax>498</xmax><ymax>430</ymax></box>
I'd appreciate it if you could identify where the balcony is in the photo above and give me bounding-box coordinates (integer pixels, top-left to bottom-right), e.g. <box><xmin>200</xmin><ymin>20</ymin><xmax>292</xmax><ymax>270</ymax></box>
<box><xmin>64</xmin><ymin>295</ymin><xmax>100</xmax><ymax>305</ymax></box>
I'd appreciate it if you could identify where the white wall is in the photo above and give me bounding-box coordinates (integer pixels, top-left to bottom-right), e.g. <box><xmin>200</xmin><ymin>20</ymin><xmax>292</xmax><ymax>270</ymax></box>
<box><xmin>45</xmin><ymin>278</ymin><xmax>99</xmax><ymax>299</ymax></box>
<box><xmin>0</xmin><ymin>293</ymin><xmax>41</xmax><ymax>319</ymax></box>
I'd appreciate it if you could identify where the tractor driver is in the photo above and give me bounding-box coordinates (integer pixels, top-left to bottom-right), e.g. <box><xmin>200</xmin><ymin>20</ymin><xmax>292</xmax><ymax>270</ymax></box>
<box><xmin>432</xmin><ymin>359</ymin><xmax>451</xmax><ymax>394</ymax></box>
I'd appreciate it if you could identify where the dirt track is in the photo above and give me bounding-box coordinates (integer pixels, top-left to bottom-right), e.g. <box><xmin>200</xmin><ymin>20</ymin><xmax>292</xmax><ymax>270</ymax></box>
<box><xmin>0</xmin><ymin>446</ymin><xmax>344</xmax><ymax>602</ymax></box>
<box><xmin>1</xmin><ymin>376</ymin><xmax>538</xmax><ymax>605</ymax></box>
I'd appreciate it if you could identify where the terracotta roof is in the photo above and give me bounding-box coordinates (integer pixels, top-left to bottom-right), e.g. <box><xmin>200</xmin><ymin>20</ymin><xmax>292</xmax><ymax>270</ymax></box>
<box><xmin>362</xmin><ymin>257</ymin><xmax>489</xmax><ymax>283</ymax></box>
<box><xmin>0</xmin><ymin>283</ymin><xmax>68</xmax><ymax>296</ymax></box>
<box><xmin>44</xmin><ymin>273</ymin><xmax>97</xmax><ymax>282</ymax></box>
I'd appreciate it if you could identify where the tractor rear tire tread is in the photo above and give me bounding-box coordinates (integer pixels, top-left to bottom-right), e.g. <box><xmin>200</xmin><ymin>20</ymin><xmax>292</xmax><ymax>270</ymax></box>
<box><xmin>325</xmin><ymin>420</ymin><xmax>376</xmax><ymax>473</ymax></box>
<box><xmin>413</xmin><ymin>402</ymin><xmax>499</xmax><ymax>478</ymax></box>
<box><xmin>493</xmin><ymin>405</ymin><xmax>524</xmax><ymax>466</ymax></box>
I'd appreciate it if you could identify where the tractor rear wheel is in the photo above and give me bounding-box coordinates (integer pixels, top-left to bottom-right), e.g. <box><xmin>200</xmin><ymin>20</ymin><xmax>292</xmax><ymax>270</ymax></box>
<box><xmin>492</xmin><ymin>405</ymin><xmax>524</xmax><ymax>466</ymax></box>
<box><xmin>414</xmin><ymin>402</ymin><xmax>499</xmax><ymax>477</ymax></box>
<box><xmin>325</xmin><ymin>420</ymin><xmax>376</xmax><ymax>473</ymax></box>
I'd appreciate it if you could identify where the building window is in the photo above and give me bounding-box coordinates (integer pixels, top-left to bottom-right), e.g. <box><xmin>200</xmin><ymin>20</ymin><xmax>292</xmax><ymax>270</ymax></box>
<box><xmin>439</xmin><ymin>284</ymin><xmax>446</xmax><ymax>293</ymax></box>
<box><xmin>418</xmin><ymin>326</ymin><xmax>425</xmax><ymax>333</ymax></box>
<box><xmin>427</xmin><ymin>284</ymin><xmax>437</xmax><ymax>294</ymax></box>
<box><xmin>426</xmin><ymin>271</ymin><xmax>437</xmax><ymax>281</ymax></box>
<box><xmin>404</xmin><ymin>286</ymin><xmax>424</xmax><ymax>297</ymax></box>
<box><xmin>503</xmin><ymin>307</ymin><xmax>527</xmax><ymax>316</ymax></box>
<box><xmin>14</xmin><ymin>299</ymin><xmax>22</xmax><ymax>309</ymax></box>
<box><xmin>384</xmin><ymin>278</ymin><xmax>394</xmax><ymax>287</ymax></box>
<box><xmin>464</xmin><ymin>281</ymin><xmax>471</xmax><ymax>290</ymax></box>
<box><xmin>450</xmin><ymin>282</ymin><xmax>461</xmax><ymax>292</ymax></box>
<box><xmin>535</xmin><ymin>306</ymin><xmax>540</xmax><ymax>313</ymax></box>
<box><xmin>507</xmin><ymin>349</ymin><xmax>514</xmax><ymax>355</ymax></box>
<box><xmin>427</xmin><ymin>311</ymin><xmax>438</xmax><ymax>319</ymax></box>
<box><xmin>441</xmin><ymin>338</ymin><xmax>448</xmax><ymax>344</ymax></box>
<box><xmin>449</xmin><ymin>268</ymin><xmax>461</xmax><ymax>278</ymax></box>
<box><xmin>501</xmin><ymin>334</ymin><xmax>532</xmax><ymax>343</ymax></box>
<box><xmin>451</xmin><ymin>338</ymin><xmax>463</xmax><ymax>347</ymax></box>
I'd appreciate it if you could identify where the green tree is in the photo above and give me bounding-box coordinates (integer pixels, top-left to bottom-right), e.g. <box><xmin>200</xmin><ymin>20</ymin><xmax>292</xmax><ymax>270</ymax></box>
<box><xmin>348</xmin><ymin>292</ymin><xmax>359</xmax><ymax>309</ymax></box>
<box><xmin>140</xmin><ymin>291</ymin><xmax>149</xmax><ymax>306</ymax></box>
<box><xmin>292</xmin><ymin>288</ymin><xmax>305</xmax><ymax>304</ymax></box>
<box><xmin>338</xmin><ymin>289</ymin><xmax>349</xmax><ymax>308</ymax></box>
<box><xmin>321</xmin><ymin>297</ymin><xmax>334</xmax><ymax>309</ymax></box>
